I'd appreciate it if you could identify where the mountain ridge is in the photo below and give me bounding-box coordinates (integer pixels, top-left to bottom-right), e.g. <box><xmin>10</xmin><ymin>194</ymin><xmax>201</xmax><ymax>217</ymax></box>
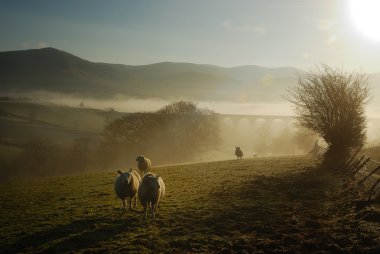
<box><xmin>0</xmin><ymin>47</ymin><xmax>378</xmax><ymax>102</ymax></box>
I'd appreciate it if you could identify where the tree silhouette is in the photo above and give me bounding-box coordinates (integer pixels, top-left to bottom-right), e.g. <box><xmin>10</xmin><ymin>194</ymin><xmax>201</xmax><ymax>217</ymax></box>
<box><xmin>287</xmin><ymin>65</ymin><xmax>370</xmax><ymax>168</ymax></box>
<box><xmin>102</xmin><ymin>101</ymin><xmax>219</xmax><ymax>164</ymax></box>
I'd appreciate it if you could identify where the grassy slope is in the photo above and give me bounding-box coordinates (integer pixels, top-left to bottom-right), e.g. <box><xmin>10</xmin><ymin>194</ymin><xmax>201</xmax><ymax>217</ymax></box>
<box><xmin>0</xmin><ymin>100</ymin><xmax>119</xmax><ymax>150</ymax></box>
<box><xmin>1</xmin><ymin>156</ymin><xmax>379</xmax><ymax>253</ymax></box>
<box><xmin>0</xmin><ymin>100</ymin><xmax>110</xmax><ymax>132</ymax></box>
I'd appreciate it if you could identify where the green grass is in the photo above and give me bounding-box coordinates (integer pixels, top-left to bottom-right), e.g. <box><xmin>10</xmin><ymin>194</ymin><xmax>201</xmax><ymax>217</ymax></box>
<box><xmin>0</xmin><ymin>99</ymin><xmax>112</xmax><ymax>148</ymax></box>
<box><xmin>0</xmin><ymin>100</ymin><xmax>109</xmax><ymax>132</ymax></box>
<box><xmin>0</xmin><ymin>144</ymin><xmax>22</xmax><ymax>161</ymax></box>
<box><xmin>1</xmin><ymin>156</ymin><xmax>380</xmax><ymax>253</ymax></box>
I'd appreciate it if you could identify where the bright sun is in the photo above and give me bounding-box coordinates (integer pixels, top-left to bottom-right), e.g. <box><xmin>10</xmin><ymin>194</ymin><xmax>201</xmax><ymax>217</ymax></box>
<box><xmin>350</xmin><ymin>0</ymin><xmax>380</xmax><ymax>41</ymax></box>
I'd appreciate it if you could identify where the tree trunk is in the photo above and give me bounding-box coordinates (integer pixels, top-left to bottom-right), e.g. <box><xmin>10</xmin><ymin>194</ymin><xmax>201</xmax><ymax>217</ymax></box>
<box><xmin>323</xmin><ymin>143</ymin><xmax>350</xmax><ymax>170</ymax></box>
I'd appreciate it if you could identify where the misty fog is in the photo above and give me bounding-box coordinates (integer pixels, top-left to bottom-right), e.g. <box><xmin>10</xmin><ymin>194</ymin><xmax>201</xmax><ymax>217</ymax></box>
<box><xmin>3</xmin><ymin>90</ymin><xmax>380</xmax><ymax>181</ymax></box>
<box><xmin>3</xmin><ymin>91</ymin><xmax>380</xmax><ymax>157</ymax></box>
<box><xmin>2</xmin><ymin>90</ymin><xmax>294</xmax><ymax>116</ymax></box>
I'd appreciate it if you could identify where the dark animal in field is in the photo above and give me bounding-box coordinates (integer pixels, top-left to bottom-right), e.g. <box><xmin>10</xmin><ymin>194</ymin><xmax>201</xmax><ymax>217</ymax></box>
<box><xmin>235</xmin><ymin>147</ymin><xmax>243</xmax><ymax>159</ymax></box>
<box><xmin>136</xmin><ymin>155</ymin><xmax>152</xmax><ymax>176</ymax></box>
<box><xmin>114</xmin><ymin>168</ymin><xmax>141</xmax><ymax>210</ymax></box>
<box><xmin>138</xmin><ymin>173</ymin><xmax>165</xmax><ymax>220</ymax></box>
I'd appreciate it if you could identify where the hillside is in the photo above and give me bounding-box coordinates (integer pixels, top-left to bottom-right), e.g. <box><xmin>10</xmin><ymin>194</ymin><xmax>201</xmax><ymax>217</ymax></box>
<box><xmin>0</xmin><ymin>48</ymin><xmax>301</xmax><ymax>102</ymax></box>
<box><xmin>1</xmin><ymin>157</ymin><xmax>380</xmax><ymax>253</ymax></box>
<box><xmin>0</xmin><ymin>98</ymin><xmax>124</xmax><ymax>148</ymax></box>
<box><xmin>1</xmin><ymin>48</ymin><xmax>380</xmax><ymax>103</ymax></box>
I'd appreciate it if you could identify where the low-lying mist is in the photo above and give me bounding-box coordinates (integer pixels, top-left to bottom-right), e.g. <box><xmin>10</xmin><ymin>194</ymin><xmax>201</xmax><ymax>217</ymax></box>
<box><xmin>2</xmin><ymin>91</ymin><xmax>380</xmax><ymax>181</ymax></box>
<box><xmin>2</xmin><ymin>90</ymin><xmax>294</xmax><ymax>116</ymax></box>
<box><xmin>6</xmin><ymin>90</ymin><xmax>380</xmax><ymax>118</ymax></box>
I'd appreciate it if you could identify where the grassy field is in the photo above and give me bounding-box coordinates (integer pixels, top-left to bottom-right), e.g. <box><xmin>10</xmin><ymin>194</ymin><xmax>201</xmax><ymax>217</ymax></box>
<box><xmin>1</xmin><ymin>156</ymin><xmax>380</xmax><ymax>253</ymax></box>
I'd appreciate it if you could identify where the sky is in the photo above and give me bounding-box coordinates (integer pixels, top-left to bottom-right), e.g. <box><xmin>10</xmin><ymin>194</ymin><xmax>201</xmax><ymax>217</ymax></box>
<box><xmin>0</xmin><ymin>0</ymin><xmax>380</xmax><ymax>72</ymax></box>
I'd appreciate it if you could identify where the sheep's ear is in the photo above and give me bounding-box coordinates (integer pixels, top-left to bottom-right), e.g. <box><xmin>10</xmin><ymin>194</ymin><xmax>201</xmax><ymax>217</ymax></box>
<box><xmin>117</xmin><ymin>170</ymin><xmax>123</xmax><ymax>174</ymax></box>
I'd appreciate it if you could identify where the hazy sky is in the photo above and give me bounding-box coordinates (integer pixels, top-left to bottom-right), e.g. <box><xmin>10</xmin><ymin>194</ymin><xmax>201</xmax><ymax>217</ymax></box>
<box><xmin>1</xmin><ymin>0</ymin><xmax>380</xmax><ymax>72</ymax></box>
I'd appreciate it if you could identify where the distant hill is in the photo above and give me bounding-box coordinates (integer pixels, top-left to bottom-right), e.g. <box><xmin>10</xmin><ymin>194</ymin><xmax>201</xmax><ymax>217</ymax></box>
<box><xmin>0</xmin><ymin>48</ymin><xmax>303</xmax><ymax>102</ymax></box>
<box><xmin>1</xmin><ymin>47</ymin><xmax>379</xmax><ymax>103</ymax></box>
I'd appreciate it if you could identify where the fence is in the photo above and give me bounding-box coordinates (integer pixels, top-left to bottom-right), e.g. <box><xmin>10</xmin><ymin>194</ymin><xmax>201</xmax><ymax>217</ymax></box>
<box><xmin>349</xmin><ymin>155</ymin><xmax>380</xmax><ymax>201</ymax></box>
<box><xmin>310</xmin><ymin>142</ymin><xmax>380</xmax><ymax>202</ymax></box>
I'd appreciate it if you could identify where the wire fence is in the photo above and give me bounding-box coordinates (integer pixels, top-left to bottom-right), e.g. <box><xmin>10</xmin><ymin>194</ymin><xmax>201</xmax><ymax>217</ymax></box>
<box><xmin>310</xmin><ymin>142</ymin><xmax>380</xmax><ymax>203</ymax></box>
<box><xmin>349</xmin><ymin>155</ymin><xmax>380</xmax><ymax>200</ymax></box>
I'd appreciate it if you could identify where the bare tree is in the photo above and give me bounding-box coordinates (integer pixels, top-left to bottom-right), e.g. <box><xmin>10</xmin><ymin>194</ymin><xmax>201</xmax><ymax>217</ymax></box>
<box><xmin>287</xmin><ymin>65</ymin><xmax>370</xmax><ymax>168</ymax></box>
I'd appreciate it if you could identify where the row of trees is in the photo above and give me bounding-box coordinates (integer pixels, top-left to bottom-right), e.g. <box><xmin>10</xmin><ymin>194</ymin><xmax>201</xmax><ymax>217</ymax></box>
<box><xmin>100</xmin><ymin>101</ymin><xmax>220</xmax><ymax>166</ymax></box>
<box><xmin>0</xmin><ymin>101</ymin><xmax>220</xmax><ymax>180</ymax></box>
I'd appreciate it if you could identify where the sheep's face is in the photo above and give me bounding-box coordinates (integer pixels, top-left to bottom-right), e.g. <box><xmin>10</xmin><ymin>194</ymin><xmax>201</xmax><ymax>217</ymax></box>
<box><xmin>152</xmin><ymin>176</ymin><xmax>161</xmax><ymax>190</ymax></box>
<box><xmin>120</xmin><ymin>172</ymin><xmax>132</xmax><ymax>185</ymax></box>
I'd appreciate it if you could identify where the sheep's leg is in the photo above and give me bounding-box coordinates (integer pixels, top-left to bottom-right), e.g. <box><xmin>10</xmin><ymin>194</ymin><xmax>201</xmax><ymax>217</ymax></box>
<box><xmin>142</xmin><ymin>203</ymin><xmax>147</xmax><ymax>220</ymax></box>
<box><xmin>128</xmin><ymin>197</ymin><xmax>132</xmax><ymax>210</ymax></box>
<box><xmin>122</xmin><ymin>200</ymin><xmax>126</xmax><ymax>210</ymax></box>
<box><xmin>151</xmin><ymin>203</ymin><xmax>156</xmax><ymax>219</ymax></box>
<box><xmin>144</xmin><ymin>204</ymin><xmax>148</xmax><ymax>220</ymax></box>
<box><xmin>130</xmin><ymin>195</ymin><xmax>137</xmax><ymax>210</ymax></box>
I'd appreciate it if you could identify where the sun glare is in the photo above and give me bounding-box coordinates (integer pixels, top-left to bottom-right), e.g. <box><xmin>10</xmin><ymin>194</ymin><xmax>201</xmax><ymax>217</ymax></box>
<box><xmin>350</xmin><ymin>0</ymin><xmax>380</xmax><ymax>41</ymax></box>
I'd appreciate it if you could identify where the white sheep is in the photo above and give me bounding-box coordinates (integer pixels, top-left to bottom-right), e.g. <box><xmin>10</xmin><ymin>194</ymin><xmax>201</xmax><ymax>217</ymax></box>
<box><xmin>235</xmin><ymin>147</ymin><xmax>243</xmax><ymax>159</ymax></box>
<box><xmin>138</xmin><ymin>172</ymin><xmax>165</xmax><ymax>220</ymax></box>
<box><xmin>136</xmin><ymin>155</ymin><xmax>151</xmax><ymax>176</ymax></box>
<box><xmin>114</xmin><ymin>168</ymin><xmax>141</xmax><ymax>210</ymax></box>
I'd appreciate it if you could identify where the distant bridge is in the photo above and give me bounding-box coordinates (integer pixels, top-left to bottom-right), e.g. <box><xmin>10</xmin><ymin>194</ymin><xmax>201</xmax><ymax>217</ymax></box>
<box><xmin>217</xmin><ymin>114</ymin><xmax>295</xmax><ymax>131</ymax></box>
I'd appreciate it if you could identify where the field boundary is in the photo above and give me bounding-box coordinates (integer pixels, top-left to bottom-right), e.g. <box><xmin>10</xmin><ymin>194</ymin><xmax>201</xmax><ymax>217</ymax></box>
<box><xmin>310</xmin><ymin>142</ymin><xmax>380</xmax><ymax>203</ymax></box>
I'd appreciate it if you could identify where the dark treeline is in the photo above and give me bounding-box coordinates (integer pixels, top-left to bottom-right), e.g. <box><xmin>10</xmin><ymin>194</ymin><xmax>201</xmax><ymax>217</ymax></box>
<box><xmin>99</xmin><ymin>101</ymin><xmax>220</xmax><ymax>167</ymax></box>
<box><xmin>0</xmin><ymin>101</ymin><xmax>220</xmax><ymax>180</ymax></box>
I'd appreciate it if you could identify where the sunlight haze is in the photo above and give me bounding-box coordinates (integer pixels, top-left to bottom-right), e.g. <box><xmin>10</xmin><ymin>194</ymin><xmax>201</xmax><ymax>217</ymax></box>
<box><xmin>2</xmin><ymin>2</ymin><xmax>380</xmax><ymax>252</ymax></box>
<box><xmin>0</xmin><ymin>0</ymin><xmax>379</xmax><ymax>72</ymax></box>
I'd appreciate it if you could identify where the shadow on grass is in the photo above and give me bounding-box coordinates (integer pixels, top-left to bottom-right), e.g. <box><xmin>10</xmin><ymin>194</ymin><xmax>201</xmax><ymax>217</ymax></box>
<box><xmin>205</xmin><ymin>166</ymin><xmax>335</xmax><ymax>223</ymax></box>
<box><xmin>2</xmin><ymin>215</ymin><xmax>142</xmax><ymax>254</ymax></box>
<box><xmin>174</xmin><ymin>166</ymin><xmax>348</xmax><ymax>253</ymax></box>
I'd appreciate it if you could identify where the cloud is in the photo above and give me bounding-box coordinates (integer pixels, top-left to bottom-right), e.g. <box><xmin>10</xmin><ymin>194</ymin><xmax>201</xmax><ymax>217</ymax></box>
<box><xmin>326</xmin><ymin>34</ymin><xmax>337</xmax><ymax>45</ymax></box>
<box><xmin>222</xmin><ymin>20</ymin><xmax>232</xmax><ymax>29</ymax></box>
<box><xmin>20</xmin><ymin>42</ymin><xmax>30</xmax><ymax>49</ymax></box>
<box><xmin>37</xmin><ymin>41</ymin><xmax>48</xmax><ymax>48</ymax></box>
<box><xmin>303</xmin><ymin>52</ymin><xmax>312</xmax><ymax>60</ymax></box>
<box><xmin>20</xmin><ymin>41</ymin><xmax>48</xmax><ymax>49</ymax></box>
<box><xmin>222</xmin><ymin>20</ymin><xmax>267</xmax><ymax>35</ymax></box>
<box><xmin>317</xmin><ymin>19</ymin><xmax>335</xmax><ymax>30</ymax></box>
<box><xmin>251</xmin><ymin>26</ymin><xmax>267</xmax><ymax>34</ymax></box>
